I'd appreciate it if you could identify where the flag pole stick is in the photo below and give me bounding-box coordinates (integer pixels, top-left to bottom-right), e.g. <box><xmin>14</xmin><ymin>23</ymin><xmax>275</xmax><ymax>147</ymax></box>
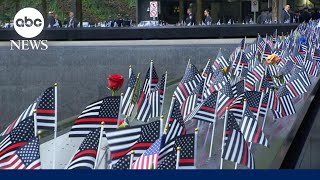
<box><xmin>149</xmin><ymin>60</ymin><xmax>153</xmax><ymax>96</ymax></box>
<box><xmin>194</xmin><ymin>128</ymin><xmax>198</xmax><ymax>168</ymax></box>
<box><xmin>209</xmin><ymin>90</ymin><xmax>220</xmax><ymax>158</ymax></box>
<box><xmin>117</xmin><ymin>93</ymin><xmax>124</xmax><ymax>127</ymax></box>
<box><xmin>256</xmin><ymin>91</ymin><xmax>265</xmax><ymax>123</ymax></box>
<box><xmin>160</xmin><ymin>72</ymin><xmax>168</xmax><ymax>116</ymax></box>
<box><xmin>129</xmin><ymin>150</ymin><xmax>134</xmax><ymax>169</ymax></box>
<box><xmin>33</xmin><ymin>109</ymin><xmax>38</xmax><ymax>137</ymax></box>
<box><xmin>94</xmin><ymin>122</ymin><xmax>105</xmax><ymax>169</ymax></box>
<box><xmin>147</xmin><ymin>60</ymin><xmax>153</xmax><ymax>122</ymax></box>
<box><xmin>220</xmin><ymin>107</ymin><xmax>229</xmax><ymax>170</ymax></box>
<box><xmin>235</xmin><ymin>99</ymin><xmax>248</xmax><ymax>169</ymax></box>
<box><xmin>262</xmin><ymin>89</ymin><xmax>272</xmax><ymax>130</ymax></box>
<box><xmin>202</xmin><ymin>59</ymin><xmax>210</xmax><ymax>78</ymax></box>
<box><xmin>129</xmin><ymin>73</ymin><xmax>141</xmax><ymax>118</ymax></box>
<box><xmin>176</xmin><ymin>147</ymin><xmax>181</xmax><ymax>169</ymax></box>
<box><xmin>129</xmin><ymin>65</ymin><xmax>132</xmax><ymax>78</ymax></box>
<box><xmin>165</xmin><ymin>96</ymin><xmax>176</xmax><ymax>129</ymax></box>
<box><xmin>204</xmin><ymin>122</ymin><xmax>212</xmax><ymax>146</ymax></box>
<box><xmin>53</xmin><ymin>83</ymin><xmax>58</xmax><ymax>169</ymax></box>
<box><xmin>160</xmin><ymin>115</ymin><xmax>164</xmax><ymax>137</ymax></box>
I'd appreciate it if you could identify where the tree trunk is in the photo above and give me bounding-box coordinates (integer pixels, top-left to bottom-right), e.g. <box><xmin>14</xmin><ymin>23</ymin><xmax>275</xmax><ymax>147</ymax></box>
<box><xmin>42</xmin><ymin>0</ymin><xmax>48</xmax><ymax>24</ymax></box>
<box><xmin>76</xmin><ymin>0</ymin><xmax>82</xmax><ymax>27</ymax></box>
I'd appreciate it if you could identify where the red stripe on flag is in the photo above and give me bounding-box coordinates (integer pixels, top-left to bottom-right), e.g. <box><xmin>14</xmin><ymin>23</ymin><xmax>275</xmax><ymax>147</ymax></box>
<box><xmin>179</xmin><ymin>158</ymin><xmax>194</xmax><ymax>164</ymax></box>
<box><xmin>36</xmin><ymin>109</ymin><xmax>55</xmax><ymax>114</ymax></box>
<box><xmin>249</xmin><ymin>107</ymin><xmax>258</xmax><ymax>113</ymax></box>
<box><xmin>179</xmin><ymin>83</ymin><xmax>188</xmax><ymax>98</ymax></box>
<box><xmin>254</xmin><ymin>125</ymin><xmax>262</xmax><ymax>143</ymax></box>
<box><xmin>72</xmin><ymin>149</ymin><xmax>97</xmax><ymax>160</ymax></box>
<box><xmin>200</xmin><ymin>106</ymin><xmax>215</xmax><ymax>113</ymax></box>
<box><xmin>75</xmin><ymin>118</ymin><xmax>118</xmax><ymax>124</ymax></box>
<box><xmin>28</xmin><ymin>162</ymin><xmax>41</xmax><ymax>169</ymax></box>
<box><xmin>5</xmin><ymin>119</ymin><xmax>18</xmax><ymax>135</ymax></box>
<box><xmin>0</xmin><ymin>154</ymin><xmax>20</xmax><ymax>169</ymax></box>
<box><xmin>241</xmin><ymin>139</ymin><xmax>248</xmax><ymax>166</ymax></box>
<box><xmin>111</xmin><ymin>142</ymin><xmax>153</xmax><ymax>159</ymax></box>
<box><xmin>287</xmin><ymin>83</ymin><xmax>298</xmax><ymax>97</ymax></box>
<box><xmin>136</xmin><ymin>93</ymin><xmax>145</xmax><ymax>110</ymax></box>
<box><xmin>245</xmin><ymin>82</ymin><xmax>254</xmax><ymax>91</ymax></box>
<box><xmin>0</xmin><ymin>142</ymin><xmax>27</xmax><ymax>156</ymax></box>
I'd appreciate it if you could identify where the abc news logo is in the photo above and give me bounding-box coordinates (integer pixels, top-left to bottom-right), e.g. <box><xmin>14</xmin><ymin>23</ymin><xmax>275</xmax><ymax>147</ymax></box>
<box><xmin>15</xmin><ymin>16</ymin><xmax>42</xmax><ymax>27</ymax></box>
<box><xmin>10</xmin><ymin>7</ymin><xmax>48</xmax><ymax>50</ymax></box>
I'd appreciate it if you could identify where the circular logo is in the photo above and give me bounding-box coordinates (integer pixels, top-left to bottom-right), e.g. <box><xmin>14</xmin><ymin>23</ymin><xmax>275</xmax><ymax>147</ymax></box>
<box><xmin>13</xmin><ymin>8</ymin><xmax>44</xmax><ymax>38</ymax></box>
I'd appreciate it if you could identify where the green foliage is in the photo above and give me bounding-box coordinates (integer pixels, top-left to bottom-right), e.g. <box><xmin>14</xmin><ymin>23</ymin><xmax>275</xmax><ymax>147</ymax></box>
<box><xmin>0</xmin><ymin>0</ymin><xmax>137</xmax><ymax>23</ymax></box>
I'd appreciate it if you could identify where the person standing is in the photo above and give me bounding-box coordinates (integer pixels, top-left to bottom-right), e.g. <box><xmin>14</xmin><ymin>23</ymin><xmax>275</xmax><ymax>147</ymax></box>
<box><xmin>186</xmin><ymin>8</ymin><xmax>195</xmax><ymax>26</ymax></box>
<box><xmin>203</xmin><ymin>9</ymin><xmax>212</xmax><ymax>25</ymax></box>
<box><xmin>115</xmin><ymin>14</ymin><xmax>123</xmax><ymax>27</ymax></box>
<box><xmin>47</xmin><ymin>11</ymin><xmax>55</xmax><ymax>28</ymax></box>
<box><xmin>300</xmin><ymin>7</ymin><xmax>311</xmax><ymax>22</ymax></box>
<box><xmin>282</xmin><ymin>5</ymin><xmax>291</xmax><ymax>23</ymax></box>
<box><xmin>66</xmin><ymin>11</ymin><xmax>79</xmax><ymax>28</ymax></box>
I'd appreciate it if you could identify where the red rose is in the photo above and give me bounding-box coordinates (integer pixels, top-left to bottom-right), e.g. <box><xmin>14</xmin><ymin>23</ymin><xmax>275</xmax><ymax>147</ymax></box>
<box><xmin>107</xmin><ymin>74</ymin><xmax>124</xmax><ymax>91</ymax></box>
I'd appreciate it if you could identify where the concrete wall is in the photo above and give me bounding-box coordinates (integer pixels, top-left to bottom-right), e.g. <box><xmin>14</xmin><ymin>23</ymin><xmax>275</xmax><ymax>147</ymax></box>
<box><xmin>0</xmin><ymin>41</ymin><xmax>238</xmax><ymax>131</ymax></box>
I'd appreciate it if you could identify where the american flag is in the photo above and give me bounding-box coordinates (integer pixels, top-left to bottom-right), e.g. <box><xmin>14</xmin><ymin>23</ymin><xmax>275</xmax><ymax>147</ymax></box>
<box><xmin>262</xmin><ymin>43</ymin><xmax>272</xmax><ymax>61</ymax></box>
<box><xmin>0</xmin><ymin>137</ymin><xmax>41</xmax><ymax>169</ymax></box>
<box><xmin>229</xmin><ymin>91</ymin><xmax>265</xmax><ymax>121</ymax></box>
<box><xmin>257</xmin><ymin>36</ymin><xmax>266</xmax><ymax>54</ymax></box>
<box><xmin>132</xmin><ymin>137</ymin><xmax>162</xmax><ymax>169</ymax></box>
<box><xmin>105</xmin><ymin>120</ymin><xmax>160</xmax><ymax>165</ymax></box>
<box><xmin>136</xmin><ymin>65</ymin><xmax>159</xmax><ymax>122</ymax></box>
<box><xmin>66</xmin><ymin>128</ymin><xmax>101</xmax><ymax>169</ymax></box>
<box><xmin>142</xmin><ymin>65</ymin><xmax>159</xmax><ymax>94</ymax></box>
<box><xmin>36</xmin><ymin>87</ymin><xmax>56</xmax><ymax>130</ymax></box>
<box><xmin>158</xmin><ymin>134</ymin><xmax>195</xmax><ymax>169</ymax></box>
<box><xmin>208</xmin><ymin>71</ymin><xmax>227</xmax><ymax>93</ymax></box>
<box><xmin>273</xmin><ymin>85</ymin><xmax>296</xmax><ymax>119</ymax></box>
<box><xmin>151</xmin><ymin>73</ymin><xmax>167</xmax><ymax>118</ymax></box>
<box><xmin>232</xmin><ymin>80</ymin><xmax>245</xmax><ymax>98</ymax></box>
<box><xmin>312</xmin><ymin>47</ymin><xmax>320</xmax><ymax>61</ymax></box>
<box><xmin>222</xmin><ymin>111</ymin><xmax>255</xmax><ymax>169</ymax></box>
<box><xmin>174</xmin><ymin>63</ymin><xmax>202</xmax><ymax>106</ymax></box>
<box><xmin>240</xmin><ymin>105</ymin><xmax>268</xmax><ymax>147</ymax></box>
<box><xmin>181</xmin><ymin>79</ymin><xmax>204</xmax><ymax>119</ymax></box>
<box><xmin>69</xmin><ymin>96</ymin><xmax>121</xmax><ymax>137</ymax></box>
<box><xmin>1</xmin><ymin>100</ymin><xmax>38</xmax><ymax>136</ymax></box>
<box><xmin>267</xmin><ymin>90</ymin><xmax>281</xmax><ymax>112</ymax></box>
<box><xmin>304</xmin><ymin>58</ymin><xmax>318</xmax><ymax>76</ymax></box>
<box><xmin>299</xmin><ymin>43</ymin><xmax>308</xmax><ymax>55</ymax></box>
<box><xmin>111</xmin><ymin>154</ymin><xmax>131</xmax><ymax>169</ymax></box>
<box><xmin>291</xmin><ymin>66</ymin><xmax>311</xmax><ymax>88</ymax></box>
<box><xmin>279</xmin><ymin>64</ymin><xmax>292</xmax><ymax>83</ymax></box>
<box><xmin>121</xmin><ymin>71</ymin><xmax>137</xmax><ymax>116</ymax></box>
<box><xmin>245</xmin><ymin>63</ymin><xmax>265</xmax><ymax>91</ymax></box>
<box><xmin>0</xmin><ymin>117</ymin><xmax>35</xmax><ymax>168</ymax></box>
<box><xmin>259</xmin><ymin>76</ymin><xmax>273</xmax><ymax>93</ymax></box>
<box><xmin>135</xmin><ymin>91</ymin><xmax>151</xmax><ymax>122</ymax></box>
<box><xmin>165</xmin><ymin>99</ymin><xmax>186</xmax><ymax>143</ymax></box>
<box><xmin>286</xmin><ymin>71</ymin><xmax>308</xmax><ymax>98</ymax></box>
<box><xmin>217</xmin><ymin>81</ymin><xmax>235</xmax><ymax>118</ymax></box>
<box><xmin>190</xmin><ymin>91</ymin><xmax>218</xmax><ymax>123</ymax></box>
<box><xmin>291</xmin><ymin>47</ymin><xmax>304</xmax><ymax>65</ymax></box>
<box><xmin>1</xmin><ymin>86</ymin><xmax>55</xmax><ymax>136</ymax></box>
<box><xmin>213</xmin><ymin>50</ymin><xmax>229</xmax><ymax>70</ymax></box>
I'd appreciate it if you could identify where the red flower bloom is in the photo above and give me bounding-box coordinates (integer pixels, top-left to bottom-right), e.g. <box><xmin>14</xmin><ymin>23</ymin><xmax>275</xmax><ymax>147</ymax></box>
<box><xmin>107</xmin><ymin>74</ymin><xmax>124</xmax><ymax>91</ymax></box>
